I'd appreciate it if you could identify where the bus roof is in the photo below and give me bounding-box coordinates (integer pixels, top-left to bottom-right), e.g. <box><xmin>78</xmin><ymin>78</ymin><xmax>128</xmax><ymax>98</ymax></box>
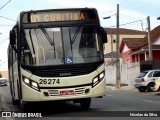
<box><xmin>22</xmin><ymin>7</ymin><xmax>97</xmax><ymax>13</ymax></box>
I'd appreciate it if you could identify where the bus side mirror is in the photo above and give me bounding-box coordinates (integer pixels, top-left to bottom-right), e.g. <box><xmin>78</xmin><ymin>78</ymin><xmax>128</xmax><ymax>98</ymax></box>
<box><xmin>101</xmin><ymin>27</ymin><xmax>107</xmax><ymax>43</ymax></box>
<box><xmin>10</xmin><ymin>30</ymin><xmax>16</xmax><ymax>46</ymax></box>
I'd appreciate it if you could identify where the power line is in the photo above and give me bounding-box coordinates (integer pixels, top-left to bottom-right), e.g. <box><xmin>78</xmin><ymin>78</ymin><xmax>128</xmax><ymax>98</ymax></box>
<box><xmin>0</xmin><ymin>16</ymin><xmax>15</xmax><ymax>22</ymax></box>
<box><xmin>0</xmin><ymin>24</ymin><xmax>14</xmax><ymax>26</ymax></box>
<box><xmin>0</xmin><ymin>18</ymin><xmax>12</xmax><ymax>25</ymax></box>
<box><xmin>109</xmin><ymin>18</ymin><xmax>146</xmax><ymax>27</ymax></box>
<box><xmin>0</xmin><ymin>38</ymin><xmax>9</xmax><ymax>45</ymax></box>
<box><xmin>0</xmin><ymin>0</ymin><xmax>11</xmax><ymax>10</ymax></box>
<box><xmin>119</xmin><ymin>19</ymin><xmax>146</xmax><ymax>26</ymax></box>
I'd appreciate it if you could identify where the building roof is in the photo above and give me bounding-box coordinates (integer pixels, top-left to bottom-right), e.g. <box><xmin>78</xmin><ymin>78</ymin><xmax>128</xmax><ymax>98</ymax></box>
<box><xmin>130</xmin><ymin>45</ymin><xmax>160</xmax><ymax>55</ymax></box>
<box><xmin>104</xmin><ymin>52</ymin><xmax>122</xmax><ymax>58</ymax></box>
<box><xmin>105</xmin><ymin>28</ymin><xmax>147</xmax><ymax>35</ymax></box>
<box><xmin>141</xmin><ymin>45</ymin><xmax>160</xmax><ymax>50</ymax></box>
<box><xmin>123</xmin><ymin>38</ymin><xmax>147</xmax><ymax>49</ymax></box>
<box><xmin>144</xmin><ymin>25</ymin><xmax>160</xmax><ymax>42</ymax></box>
<box><xmin>120</xmin><ymin>38</ymin><xmax>146</xmax><ymax>53</ymax></box>
<box><xmin>120</xmin><ymin>25</ymin><xmax>160</xmax><ymax>53</ymax></box>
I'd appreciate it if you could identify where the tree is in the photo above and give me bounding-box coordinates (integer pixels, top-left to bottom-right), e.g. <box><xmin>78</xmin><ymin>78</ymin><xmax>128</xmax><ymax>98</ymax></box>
<box><xmin>0</xmin><ymin>72</ymin><xmax>2</xmax><ymax>78</ymax></box>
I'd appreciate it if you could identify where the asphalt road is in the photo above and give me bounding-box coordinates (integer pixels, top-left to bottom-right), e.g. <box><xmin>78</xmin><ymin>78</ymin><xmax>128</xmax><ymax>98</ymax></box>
<box><xmin>0</xmin><ymin>84</ymin><xmax>160</xmax><ymax>120</ymax></box>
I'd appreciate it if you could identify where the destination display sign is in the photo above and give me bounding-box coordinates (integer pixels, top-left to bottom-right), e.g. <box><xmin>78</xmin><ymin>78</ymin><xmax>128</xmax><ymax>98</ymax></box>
<box><xmin>29</xmin><ymin>11</ymin><xmax>94</xmax><ymax>23</ymax></box>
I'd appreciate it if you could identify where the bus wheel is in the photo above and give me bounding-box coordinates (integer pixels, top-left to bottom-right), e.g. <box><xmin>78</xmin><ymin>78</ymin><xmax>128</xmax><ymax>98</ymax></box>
<box><xmin>21</xmin><ymin>102</ymin><xmax>30</xmax><ymax>112</ymax></box>
<box><xmin>12</xmin><ymin>96</ymin><xmax>19</xmax><ymax>105</ymax></box>
<box><xmin>80</xmin><ymin>98</ymin><xmax>91</xmax><ymax>110</ymax></box>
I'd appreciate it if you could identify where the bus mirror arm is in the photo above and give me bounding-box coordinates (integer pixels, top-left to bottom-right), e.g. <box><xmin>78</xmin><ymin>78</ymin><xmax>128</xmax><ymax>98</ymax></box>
<box><xmin>13</xmin><ymin>46</ymin><xmax>18</xmax><ymax>53</ymax></box>
<box><xmin>10</xmin><ymin>30</ymin><xmax>16</xmax><ymax>46</ymax></box>
<box><xmin>101</xmin><ymin>27</ymin><xmax>107</xmax><ymax>43</ymax></box>
<box><xmin>10</xmin><ymin>30</ymin><xmax>18</xmax><ymax>53</ymax></box>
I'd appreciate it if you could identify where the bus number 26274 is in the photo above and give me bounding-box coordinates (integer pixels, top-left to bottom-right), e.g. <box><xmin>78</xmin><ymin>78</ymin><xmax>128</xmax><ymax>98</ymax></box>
<box><xmin>39</xmin><ymin>79</ymin><xmax>60</xmax><ymax>84</ymax></box>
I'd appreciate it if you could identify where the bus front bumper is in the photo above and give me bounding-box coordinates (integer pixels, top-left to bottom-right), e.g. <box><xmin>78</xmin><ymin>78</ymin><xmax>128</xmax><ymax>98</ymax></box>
<box><xmin>22</xmin><ymin>78</ymin><xmax>106</xmax><ymax>102</ymax></box>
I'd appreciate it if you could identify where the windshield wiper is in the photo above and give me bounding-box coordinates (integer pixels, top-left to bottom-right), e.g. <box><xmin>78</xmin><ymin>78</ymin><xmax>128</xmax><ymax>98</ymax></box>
<box><xmin>38</xmin><ymin>26</ymin><xmax>57</xmax><ymax>58</ymax></box>
<box><xmin>39</xmin><ymin>25</ymin><xmax>55</xmax><ymax>46</ymax></box>
<box><xmin>70</xmin><ymin>26</ymin><xmax>81</xmax><ymax>44</ymax></box>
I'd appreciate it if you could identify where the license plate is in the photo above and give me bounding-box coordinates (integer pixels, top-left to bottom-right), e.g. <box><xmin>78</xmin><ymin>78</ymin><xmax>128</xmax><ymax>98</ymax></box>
<box><xmin>60</xmin><ymin>90</ymin><xmax>74</xmax><ymax>96</ymax></box>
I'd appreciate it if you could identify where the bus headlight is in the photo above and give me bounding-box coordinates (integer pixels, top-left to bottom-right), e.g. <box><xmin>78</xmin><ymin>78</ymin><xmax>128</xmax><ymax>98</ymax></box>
<box><xmin>93</xmin><ymin>77</ymin><xmax>99</xmax><ymax>86</ymax></box>
<box><xmin>23</xmin><ymin>77</ymin><xmax>40</xmax><ymax>92</ymax></box>
<box><xmin>24</xmin><ymin>78</ymin><xmax>30</xmax><ymax>85</ymax></box>
<box><xmin>92</xmin><ymin>71</ymin><xmax>105</xmax><ymax>87</ymax></box>
<box><xmin>99</xmin><ymin>72</ymin><xmax>105</xmax><ymax>79</ymax></box>
<box><xmin>31</xmin><ymin>81</ymin><xmax>39</xmax><ymax>91</ymax></box>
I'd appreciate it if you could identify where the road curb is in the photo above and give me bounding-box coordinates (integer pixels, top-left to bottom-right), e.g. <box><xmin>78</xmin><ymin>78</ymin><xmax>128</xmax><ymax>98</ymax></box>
<box><xmin>106</xmin><ymin>85</ymin><xmax>136</xmax><ymax>91</ymax></box>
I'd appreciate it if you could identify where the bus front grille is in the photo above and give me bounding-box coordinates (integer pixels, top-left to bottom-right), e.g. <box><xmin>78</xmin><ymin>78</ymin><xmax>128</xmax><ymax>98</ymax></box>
<box><xmin>48</xmin><ymin>90</ymin><xmax>59</xmax><ymax>96</ymax></box>
<box><xmin>75</xmin><ymin>87</ymin><xmax>85</xmax><ymax>94</ymax></box>
<box><xmin>47</xmin><ymin>87</ymin><xmax>86</xmax><ymax>96</ymax></box>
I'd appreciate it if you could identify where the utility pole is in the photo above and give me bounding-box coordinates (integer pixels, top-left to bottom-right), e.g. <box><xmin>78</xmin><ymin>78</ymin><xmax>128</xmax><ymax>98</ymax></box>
<box><xmin>110</xmin><ymin>32</ymin><xmax>114</xmax><ymax>65</ymax></box>
<box><xmin>116</xmin><ymin>4</ymin><xmax>121</xmax><ymax>89</ymax></box>
<box><xmin>147</xmin><ymin>16</ymin><xmax>152</xmax><ymax>60</ymax></box>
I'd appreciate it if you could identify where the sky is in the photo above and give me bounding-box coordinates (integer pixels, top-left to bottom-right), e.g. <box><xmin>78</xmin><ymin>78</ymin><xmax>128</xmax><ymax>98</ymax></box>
<box><xmin>0</xmin><ymin>0</ymin><xmax>160</xmax><ymax>70</ymax></box>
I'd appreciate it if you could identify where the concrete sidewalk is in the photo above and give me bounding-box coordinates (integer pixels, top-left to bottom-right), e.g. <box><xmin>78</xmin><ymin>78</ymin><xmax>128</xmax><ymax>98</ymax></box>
<box><xmin>106</xmin><ymin>85</ymin><xmax>136</xmax><ymax>91</ymax></box>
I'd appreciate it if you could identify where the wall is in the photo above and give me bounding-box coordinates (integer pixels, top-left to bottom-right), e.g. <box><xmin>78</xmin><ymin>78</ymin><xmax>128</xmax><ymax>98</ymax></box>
<box><xmin>105</xmin><ymin>62</ymin><xmax>140</xmax><ymax>85</ymax></box>
<box><xmin>122</xmin><ymin>49</ymin><xmax>134</xmax><ymax>64</ymax></box>
<box><xmin>104</xmin><ymin>34</ymin><xmax>146</xmax><ymax>54</ymax></box>
<box><xmin>153</xmin><ymin>50</ymin><xmax>160</xmax><ymax>60</ymax></box>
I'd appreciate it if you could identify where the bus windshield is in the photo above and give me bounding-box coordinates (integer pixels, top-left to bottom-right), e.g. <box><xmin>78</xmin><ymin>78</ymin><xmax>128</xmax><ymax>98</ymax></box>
<box><xmin>21</xmin><ymin>26</ymin><xmax>103</xmax><ymax>66</ymax></box>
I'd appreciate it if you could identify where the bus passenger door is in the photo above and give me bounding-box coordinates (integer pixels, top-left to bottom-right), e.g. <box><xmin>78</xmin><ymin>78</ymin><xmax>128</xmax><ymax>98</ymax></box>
<box><xmin>8</xmin><ymin>45</ymin><xmax>15</xmax><ymax>98</ymax></box>
<box><xmin>10</xmin><ymin>29</ymin><xmax>19</xmax><ymax>101</ymax></box>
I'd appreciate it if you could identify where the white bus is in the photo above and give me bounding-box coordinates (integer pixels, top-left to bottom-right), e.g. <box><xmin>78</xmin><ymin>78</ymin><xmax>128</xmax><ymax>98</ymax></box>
<box><xmin>8</xmin><ymin>8</ymin><xmax>107</xmax><ymax>110</ymax></box>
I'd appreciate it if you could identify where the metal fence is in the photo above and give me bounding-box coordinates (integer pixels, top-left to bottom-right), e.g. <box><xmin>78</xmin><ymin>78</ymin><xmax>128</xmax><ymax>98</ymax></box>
<box><xmin>140</xmin><ymin>60</ymin><xmax>160</xmax><ymax>72</ymax></box>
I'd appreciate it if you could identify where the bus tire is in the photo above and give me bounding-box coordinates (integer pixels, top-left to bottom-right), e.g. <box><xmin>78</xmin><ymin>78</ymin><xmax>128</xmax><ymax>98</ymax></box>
<box><xmin>22</xmin><ymin>102</ymin><xmax>30</xmax><ymax>112</ymax></box>
<box><xmin>80</xmin><ymin>98</ymin><xmax>91</xmax><ymax>110</ymax></box>
<box><xmin>12</xmin><ymin>96</ymin><xmax>19</xmax><ymax>105</ymax></box>
<box><xmin>17</xmin><ymin>81</ymin><xmax>21</xmax><ymax>101</ymax></box>
<box><xmin>12</xmin><ymin>81</ymin><xmax>20</xmax><ymax>105</ymax></box>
